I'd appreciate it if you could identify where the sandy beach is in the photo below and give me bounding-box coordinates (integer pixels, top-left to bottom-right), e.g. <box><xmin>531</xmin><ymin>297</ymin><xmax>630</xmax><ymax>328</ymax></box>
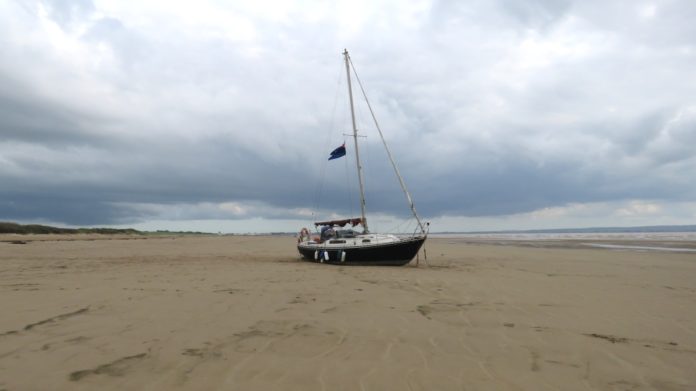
<box><xmin>1</xmin><ymin>234</ymin><xmax>695</xmax><ymax>390</ymax></box>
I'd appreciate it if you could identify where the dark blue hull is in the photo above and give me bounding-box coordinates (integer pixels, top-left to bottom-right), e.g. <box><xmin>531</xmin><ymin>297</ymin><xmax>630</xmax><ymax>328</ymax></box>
<box><xmin>297</xmin><ymin>236</ymin><xmax>426</xmax><ymax>266</ymax></box>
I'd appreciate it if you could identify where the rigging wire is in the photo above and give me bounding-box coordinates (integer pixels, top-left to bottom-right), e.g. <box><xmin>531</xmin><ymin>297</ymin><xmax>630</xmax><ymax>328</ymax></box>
<box><xmin>311</xmin><ymin>59</ymin><xmax>346</xmax><ymax>228</ymax></box>
<box><xmin>344</xmin><ymin>141</ymin><xmax>354</xmax><ymax>219</ymax></box>
<box><xmin>385</xmin><ymin>217</ymin><xmax>413</xmax><ymax>235</ymax></box>
<box><xmin>349</xmin><ymin>62</ymin><xmax>385</xmax><ymax>233</ymax></box>
<box><xmin>348</xmin><ymin>55</ymin><xmax>426</xmax><ymax>234</ymax></box>
<box><xmin>351</xmin><ymin>84</ymin><xmax>369</xmax><ymax>227</ymax></box>
<box><xmin>312</xmin><ymin>52</ymin><xmax>427</xmax><ymax>238</ymax></box>
<box><xmin>359</xmin><ymin>98</ymin><xmax>376</xmax><ymax>231</ymax></box>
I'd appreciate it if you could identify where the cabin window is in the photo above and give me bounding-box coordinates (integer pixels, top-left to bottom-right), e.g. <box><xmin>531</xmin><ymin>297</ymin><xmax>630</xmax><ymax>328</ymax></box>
<box><xmin>336</xmin><ymin>229</ymin><xmax>357</xmax><ymax>238</ymax></box>
<box><xmin>329</xmin><ymin>240</ymin><xmax>346</xmax><ymax>244</ymax></box>
<box><xmin>362</xmin><ymin>239</ymin><xmax>371</xmax><ymax>243</ymax></box>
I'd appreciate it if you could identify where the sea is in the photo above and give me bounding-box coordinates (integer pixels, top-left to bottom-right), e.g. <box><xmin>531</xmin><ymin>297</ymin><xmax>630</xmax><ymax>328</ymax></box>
<box><xmin>429</xmin><ymin>232</ymin><xmax>696</xmax><ymax>253</ymax></box>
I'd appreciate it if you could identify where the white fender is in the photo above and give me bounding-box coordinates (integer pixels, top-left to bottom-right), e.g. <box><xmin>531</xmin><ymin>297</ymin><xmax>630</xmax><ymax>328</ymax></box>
<box><xmin>324</xmin><ymin>251</ymin><xmax>330</xmax><ymax>261</ymax></box>
<box><xmin>314</xmin><ymin>250</ymin><xmax>318</xmax><ymax>260</ymax></box>
<box><xmin>340</xmin><ymin>250</ymin><xmax>346</xmax><ymax>263</ymax></box>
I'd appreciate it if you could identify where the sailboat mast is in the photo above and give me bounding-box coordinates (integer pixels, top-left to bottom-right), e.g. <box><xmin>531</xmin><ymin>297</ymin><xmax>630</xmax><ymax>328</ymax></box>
<box><xmin>343</xmin><ymin>49</ymin><xmax>369</xmax><ymax>234</ymax></box>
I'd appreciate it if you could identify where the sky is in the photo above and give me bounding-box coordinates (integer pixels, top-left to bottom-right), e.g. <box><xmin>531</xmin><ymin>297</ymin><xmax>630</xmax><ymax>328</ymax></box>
<box><xmin>1</xmin><ymin>0</ymin><xmax>695</xmax><ymax>233</ymax></box>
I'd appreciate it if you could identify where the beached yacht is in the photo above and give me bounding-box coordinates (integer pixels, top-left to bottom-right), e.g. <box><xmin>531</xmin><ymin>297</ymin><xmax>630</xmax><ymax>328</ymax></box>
<box><xmin>296</xmin><ymin>50</ymin><xmax>428</xmax><ymax>266</ymax></box>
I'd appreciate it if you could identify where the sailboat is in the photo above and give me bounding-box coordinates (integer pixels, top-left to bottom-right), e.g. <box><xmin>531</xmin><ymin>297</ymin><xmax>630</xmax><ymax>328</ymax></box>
<box><xmin>296</xmin><ymin>49</ymin><xmax>428</xmax><ymax>266</ymax></box>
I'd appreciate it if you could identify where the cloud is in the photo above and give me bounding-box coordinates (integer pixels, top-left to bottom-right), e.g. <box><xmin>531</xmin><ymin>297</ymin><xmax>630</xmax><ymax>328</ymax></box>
<box><xmin>39</xmin><ymin>0</ymin><xmax>95</xmax><ymax>30</ymax></box>
<box><xmin>0</xmin><ymin>0</ymin><xmax>695</xmax><ymax>230</ymax></box>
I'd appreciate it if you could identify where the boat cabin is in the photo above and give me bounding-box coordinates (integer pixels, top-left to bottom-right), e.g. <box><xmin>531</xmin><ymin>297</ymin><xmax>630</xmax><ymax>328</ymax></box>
<box><xmin>319</xmin><ymin>227</ymin><xmax>358</xmax><ymax>242</ymax></box>
<box><xmin>312</xmin><ymin>218</ymin><xmax>365</xmax><ymax>243</ymax></box>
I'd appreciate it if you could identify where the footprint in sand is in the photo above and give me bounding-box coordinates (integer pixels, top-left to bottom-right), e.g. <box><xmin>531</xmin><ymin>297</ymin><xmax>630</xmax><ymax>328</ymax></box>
<box><xmin>69</xmin><ymin>353</ymin><xmax>147</xmax><ymax>381</ymax></box>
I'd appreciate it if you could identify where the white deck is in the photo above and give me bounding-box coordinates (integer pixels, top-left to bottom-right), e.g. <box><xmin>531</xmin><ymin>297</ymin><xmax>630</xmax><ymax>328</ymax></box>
<box><xmin>298</xmin><ymin>233</ymin><xmax>402</xmax><ymax>250</ymax></box>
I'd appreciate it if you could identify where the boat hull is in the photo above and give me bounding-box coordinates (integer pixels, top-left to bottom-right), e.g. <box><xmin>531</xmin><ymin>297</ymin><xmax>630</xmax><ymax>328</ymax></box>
<box><xmin>297</xmin><ymin>236</ymin><xmax>426</xmax><ymax>266</ymax></box>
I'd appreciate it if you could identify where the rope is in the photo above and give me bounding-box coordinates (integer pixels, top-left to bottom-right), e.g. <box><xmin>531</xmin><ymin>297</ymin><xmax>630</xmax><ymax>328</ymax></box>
<box><xmin>312</xmin><ymin>59</ymin><xmax>346</xmax><ymax>222</ymax></box>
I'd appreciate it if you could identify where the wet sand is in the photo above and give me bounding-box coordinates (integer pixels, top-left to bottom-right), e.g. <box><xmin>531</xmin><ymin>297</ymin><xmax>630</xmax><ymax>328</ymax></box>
<box><xmin>1</xmin><ymin>234</ymin><xmax>695</xmax><ymax>390</ymax></box>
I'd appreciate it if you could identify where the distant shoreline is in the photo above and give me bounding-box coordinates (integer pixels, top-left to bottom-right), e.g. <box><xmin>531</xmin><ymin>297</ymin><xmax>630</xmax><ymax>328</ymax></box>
<box><xmin>2</xmin><ymin>221</ymin><xmax>695</xmax><ymax>236</ymax></box>
<box><xmin>0</xmin><ymin>222</ymin><xmax>209</xmax><ymax>236</ymax></box>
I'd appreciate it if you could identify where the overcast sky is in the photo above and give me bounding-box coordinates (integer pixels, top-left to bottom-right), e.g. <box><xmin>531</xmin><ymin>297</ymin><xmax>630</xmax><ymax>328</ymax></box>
<box><xmin>1</xmin><ymin>0</ymin><xmax>695</xmax><ymax>233</ymax></box>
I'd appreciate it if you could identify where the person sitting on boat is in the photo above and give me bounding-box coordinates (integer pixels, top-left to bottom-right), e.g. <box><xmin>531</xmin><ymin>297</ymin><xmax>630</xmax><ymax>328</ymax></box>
<box><xmin>320</xmin><ymin>225</ymin><xmax>336</xmax><ymax>242</ymax></box>
<box><xmin>297</xmin><ymin>227</ymin><xmax>311</xmax><ymax>243</ymax></box>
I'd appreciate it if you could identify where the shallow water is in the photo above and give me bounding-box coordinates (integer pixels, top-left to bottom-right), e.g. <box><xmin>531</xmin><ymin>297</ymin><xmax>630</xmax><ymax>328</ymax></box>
<box><xmin>582</xmin><ymin>243</ymin><xmax>696</xmax><ymax>253</ymax></box>
<box><xmin>431</xmin><ymin>232</ymin><xmax>696</xmax><ymax>241</ymax></box>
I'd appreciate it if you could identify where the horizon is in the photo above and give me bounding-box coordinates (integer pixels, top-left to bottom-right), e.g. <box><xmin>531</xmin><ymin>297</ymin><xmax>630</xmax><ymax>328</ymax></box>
<box><xmin>4</xmin><ymin>220</ymin><xmax>696</xmax><ymax>236</ymax></box>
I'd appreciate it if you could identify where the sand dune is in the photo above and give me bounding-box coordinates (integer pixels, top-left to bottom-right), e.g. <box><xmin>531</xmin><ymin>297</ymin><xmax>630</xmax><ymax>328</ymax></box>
<box><xmin>1</xmin><ymin>235</ymin><xmax>695</xmax><ymax>390</ymax></box>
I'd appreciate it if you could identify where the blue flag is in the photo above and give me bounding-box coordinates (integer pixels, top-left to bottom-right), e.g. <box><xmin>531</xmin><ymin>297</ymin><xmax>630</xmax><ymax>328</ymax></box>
<box><xmin>328</xmin><ymin>143</ymin><xmax>346</xmax><ymax>160</ymax></box>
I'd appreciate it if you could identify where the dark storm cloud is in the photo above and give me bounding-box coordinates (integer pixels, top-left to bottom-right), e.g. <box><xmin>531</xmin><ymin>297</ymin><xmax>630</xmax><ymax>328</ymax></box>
<box><xmin>0</xmin><ymin>194</ymin><xmax>127</xmax><ymax>226</ymax></box>
<box><xmin>1</xmin><ymin>0</ymin><xmax>695</xmax><ymax>227</ymax></box>
<box><xmin>1</xmin><ymin>130</ymin><xmax>321</xmax><ymax>224</ymax></box>
<box><xmin>0</xmin><ymin>76</ymin><xmax>118</xmax><ymax>146</ymax></box>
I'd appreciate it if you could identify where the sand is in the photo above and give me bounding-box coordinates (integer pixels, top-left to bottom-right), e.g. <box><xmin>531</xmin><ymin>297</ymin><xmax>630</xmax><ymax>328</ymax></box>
<box><xmin>1</xmin><ymin>234</ymin><xmax>695</xmax><ymax>390</ymax></box>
